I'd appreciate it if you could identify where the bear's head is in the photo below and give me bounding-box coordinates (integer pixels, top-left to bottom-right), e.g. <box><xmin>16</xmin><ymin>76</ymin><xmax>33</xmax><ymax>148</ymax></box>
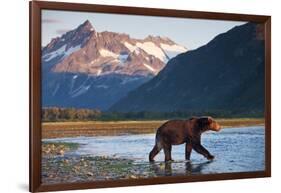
<box><xmin>198</xmin><ymin>116</ymin><xmax>221</xmax><ymax>132</ymax></box>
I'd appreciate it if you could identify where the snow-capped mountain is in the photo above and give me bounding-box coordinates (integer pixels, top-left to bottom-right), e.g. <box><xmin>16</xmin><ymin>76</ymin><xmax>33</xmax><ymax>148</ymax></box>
<box><xmin>42</xmin><ymin>20</ymin><xmax>187</xmax><ymax>110</ymax></box>
<box><xmin>43</xmin><ymin>20</ymin><xmax>187</xmax><ymax>76</ymax></box>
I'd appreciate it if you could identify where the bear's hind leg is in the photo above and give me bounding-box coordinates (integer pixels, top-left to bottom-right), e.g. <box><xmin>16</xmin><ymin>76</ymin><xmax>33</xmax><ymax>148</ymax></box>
<box><xmin>149</xmin><ymin>144</ymin><xmax>162</xmax><ymax>162</ymax></box>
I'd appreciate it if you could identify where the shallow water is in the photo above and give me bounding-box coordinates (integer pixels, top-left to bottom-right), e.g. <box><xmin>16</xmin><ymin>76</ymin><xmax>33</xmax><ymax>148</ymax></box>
<box><xmin>44</xmin><ymin>126</ymin><xmax>265</xmax><ymax>175</ymax></box>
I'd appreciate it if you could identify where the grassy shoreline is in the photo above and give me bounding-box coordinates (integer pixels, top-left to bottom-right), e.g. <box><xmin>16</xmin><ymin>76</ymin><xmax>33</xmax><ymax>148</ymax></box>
<box><xmin>42</xmin><ymin>118</ymin><xmax>264</xmax><ymax>139</ymax></box>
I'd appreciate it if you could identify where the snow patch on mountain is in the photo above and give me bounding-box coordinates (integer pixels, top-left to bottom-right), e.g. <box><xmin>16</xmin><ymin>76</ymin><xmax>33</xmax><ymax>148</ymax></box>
<box><xmin>65</xmin><ymin>45</ymin><xmax>81</xmax><ymax>56</ymax></box>
<box><xmin>160</xmin><ymin>43</ymin><xmax>187</xmax><ymax>59</ymax></box>
<box><xmin>99</xmin><ymin>49</ymin><xmax>118</xmax><ymax>58</ymax></box>
<box><xmin>124</xmin><ymin>42</ymin><xmax>137</xmax><ymax>52</ymax></box>
<box><xmin>160</xmin><ymin>43</ymin><xmax>187</xmax><ymax>52</ymax></box>
<box><xmin>135</xmin><ymin>48</ymin><xmax>141</xmax><ymax>55</ymax></box>
<box><xmin>96</xmin><ymin>69</ymin><xmax>102</xmax><ymax>76</ymax></box>
<box><xmin>123</xmin><ymin>41</ymin><xmax>186</xmax><ymax>63</ymax></box>
<box><xmin>43</xmin><ymin>44</ymin><xmax>82</xmax><ymax>62</ymax></box>
<box><xmin>71</xmin><ymin>85</ymin><xmax>91</xmax><ymax>98</ymax></box>
<box><xmin>43</xmin><ymin>45</ymin><xmax>67</xmax><ymax>62</ymax></box>
<box><xmin>143</xmin><ymin>63</ymin><xmax>156</xmax><ymax>73</ymax></box>
<box><xmin>52</xmin><ymin>84</ymin><xmax>60</xmax><ymax>96</ymax></box>
<box><xmin>136</xmin><ymin>42</ymin><xmax>166</xmax><ymax>62</ymax></box>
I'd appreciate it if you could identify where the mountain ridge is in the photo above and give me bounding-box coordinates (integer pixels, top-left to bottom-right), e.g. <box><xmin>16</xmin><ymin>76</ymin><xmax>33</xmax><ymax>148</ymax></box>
<box><xmin>42</xmin><ymin>20</ymin><xmax>187</xmax><ymax>110</ymax></box>
<box><xmin>42</xmin><ymin>20</ymin><xmax>187</xmax><ymax>77</ymax></box>
<box><xmin>109</xmin><ymin>22</ymin><xmax>265</xmax><ymax>114</ymax></box>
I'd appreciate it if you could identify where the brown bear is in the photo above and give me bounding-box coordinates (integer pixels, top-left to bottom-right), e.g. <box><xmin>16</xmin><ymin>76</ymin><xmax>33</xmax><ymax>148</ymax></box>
<box><xmin>149</xmin><ymin>116</ymin><xmax>221</xmax><ymax>162</ymax></box>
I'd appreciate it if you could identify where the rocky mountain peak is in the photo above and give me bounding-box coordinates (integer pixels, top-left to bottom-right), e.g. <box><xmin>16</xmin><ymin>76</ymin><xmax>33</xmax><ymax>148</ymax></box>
<box><xmin>42</xmin><ymin>20</ymin><xmax>187</xmax><ymax>77</ymax></box>
<box><xmin>42</xmin><ymin>20</ymin><xmax>95</xmax><ymax>63</ymax></box>
<box><xmin>77</xmin><ymin>20</ymin><xmax>95</xmax><ymax>33</ymax></box>
<box><xmin>144</xmin><ymin>35</ymin><xmax>174</xmax><ymax>45</ymax></box>
<box><xmin>42</xmin><ymin>20</ymin><xmax>188</xmax><ymax>110</ymax></box>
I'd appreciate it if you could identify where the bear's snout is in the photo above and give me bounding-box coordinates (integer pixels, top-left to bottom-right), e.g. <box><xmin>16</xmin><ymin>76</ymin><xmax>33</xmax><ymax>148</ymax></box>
<box><xmin>211</xmin><ymin>121</ymin><xmax>222</xmax><ymax>132</ymax></box>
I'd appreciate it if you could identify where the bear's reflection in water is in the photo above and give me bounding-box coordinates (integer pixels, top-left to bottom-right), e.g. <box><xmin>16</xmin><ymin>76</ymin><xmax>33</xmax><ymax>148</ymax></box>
<box><xmin>150</xmin><ymin>160</ymin><xmax>213</xmax><ymax>176</ymax></box>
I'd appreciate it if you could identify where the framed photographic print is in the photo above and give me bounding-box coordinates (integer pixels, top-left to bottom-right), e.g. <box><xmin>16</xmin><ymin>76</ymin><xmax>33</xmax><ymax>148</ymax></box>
<box><xmin>30</xmin><ymin>1</ymin><xmax>271</xmax><ymax>192</ymax></box>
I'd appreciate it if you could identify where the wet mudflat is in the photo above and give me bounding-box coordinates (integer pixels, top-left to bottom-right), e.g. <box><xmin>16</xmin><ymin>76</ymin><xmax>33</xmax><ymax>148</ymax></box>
<box><xmin>42</xmin><ymin>126</ymin><xmax>265</xmax><ymax>184</ymax></box>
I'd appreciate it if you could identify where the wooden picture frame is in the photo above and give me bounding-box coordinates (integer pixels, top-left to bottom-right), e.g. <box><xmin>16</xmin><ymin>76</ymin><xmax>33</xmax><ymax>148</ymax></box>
<box><xmin>30</xmin><ymin>1</ymin><xmax>271</xmax><ymax>192</ymax></box>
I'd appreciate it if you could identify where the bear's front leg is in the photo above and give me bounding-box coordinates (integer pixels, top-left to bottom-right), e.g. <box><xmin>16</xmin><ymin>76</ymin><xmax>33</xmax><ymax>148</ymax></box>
<box><xmin>185</xmin><ymin>142</ymin><xmax>192</xmax><ymax>160</ymax></box>
<box><xmin>192</xmin><ymin>142</ymin><xmax>214</xmax><ymax>160</ymax></box>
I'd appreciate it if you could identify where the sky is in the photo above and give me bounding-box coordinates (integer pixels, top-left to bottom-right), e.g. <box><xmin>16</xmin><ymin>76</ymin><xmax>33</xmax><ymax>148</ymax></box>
<box><xmin>42</xmin><ymin>10</ymin><xmax>245</xmax><ymax>50</ymax></box>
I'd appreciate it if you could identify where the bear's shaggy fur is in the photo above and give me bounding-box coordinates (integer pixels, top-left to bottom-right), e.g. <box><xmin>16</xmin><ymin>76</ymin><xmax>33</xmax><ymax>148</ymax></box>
<box><xmin>149</xmin><ymin>116</ymin><xmax>221</xmax><ymax>162</ymax></box>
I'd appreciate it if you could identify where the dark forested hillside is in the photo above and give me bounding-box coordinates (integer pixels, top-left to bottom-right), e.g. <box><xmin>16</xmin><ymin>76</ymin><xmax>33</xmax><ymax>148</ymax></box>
<box><xmin>110</xmin><ymin>23</ymin><xmax>265</xmax><ymax>114</ymax></box>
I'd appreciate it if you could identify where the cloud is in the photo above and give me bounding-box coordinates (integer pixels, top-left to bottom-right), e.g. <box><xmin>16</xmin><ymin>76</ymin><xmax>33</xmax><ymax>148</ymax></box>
<box><xmin>42</xmin><ymin>19</ymin><xmax>62</xmax><ymax>23</ymax></box>
<box><xmin>56</xmin><ymin>29</ymin><xmax>71</xmax><ymax>35</ymax></box>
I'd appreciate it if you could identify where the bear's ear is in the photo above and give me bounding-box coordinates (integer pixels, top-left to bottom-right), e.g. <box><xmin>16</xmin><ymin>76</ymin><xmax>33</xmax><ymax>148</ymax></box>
<box><xmin>190</xmin><ymin>116</ymin><xmax>198</xmax><ymax>120</ymax></box>
<box><xmin>207</xmin><ymin>117</ymin><xmax>213</xmax><ymax>124</ymax></box>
